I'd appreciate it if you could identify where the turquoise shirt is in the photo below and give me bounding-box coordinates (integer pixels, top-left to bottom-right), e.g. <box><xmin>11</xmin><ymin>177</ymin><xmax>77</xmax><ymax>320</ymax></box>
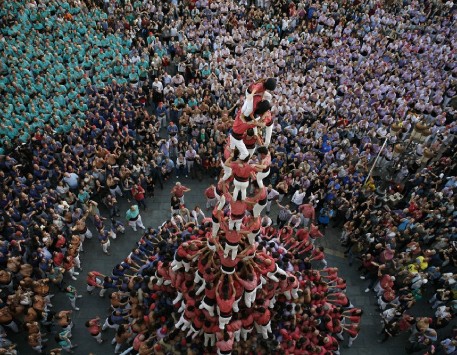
<box><xmin>125</xmin><ymin>205</ymin><xmax>140</xmax><ymax>220</ymax></box>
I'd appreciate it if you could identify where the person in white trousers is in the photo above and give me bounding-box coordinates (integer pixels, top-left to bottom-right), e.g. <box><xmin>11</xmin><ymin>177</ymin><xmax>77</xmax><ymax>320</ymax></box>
<box><xmin>230</xmin><ymin>103</ymin><xmax>268</xmax><ymax>161</ymax></box>
<box><xmin>125</xmin><ymin>205</ymin><xmax>145</xmax><ymax>232</ymax></box>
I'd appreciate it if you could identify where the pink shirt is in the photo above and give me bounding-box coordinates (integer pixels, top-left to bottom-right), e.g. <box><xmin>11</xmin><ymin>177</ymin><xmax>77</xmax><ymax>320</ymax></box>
<box><xmin>216</xmin><ymin>338</ymin><xmax>234</xmax><ymax>352</ymax></box>
<box><xmin>237</xmin><ymin>274</ymin><xmax>258</xmax><ymax>291</ymax></box>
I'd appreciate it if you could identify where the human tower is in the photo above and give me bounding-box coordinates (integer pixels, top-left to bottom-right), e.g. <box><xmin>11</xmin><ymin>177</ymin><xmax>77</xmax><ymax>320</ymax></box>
<box><xmin>163</xmin><ymin>79</ymin><xmax>359</xmax><ymax>354</ymax></box>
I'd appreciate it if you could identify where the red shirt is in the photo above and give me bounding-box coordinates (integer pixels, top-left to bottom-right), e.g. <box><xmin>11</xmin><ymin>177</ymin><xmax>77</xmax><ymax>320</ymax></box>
<box><xmin>248</xmin><ymin>82</ymin><xmax>266</xmax><ymax>95</ymax></box>
<box><xmin>261</xmin><ymin>154</ymin><xmax>271</xmax><ymax>169</ymax></box>
<box><xmin>63</xmin><ymin>256</ymin><xmax>74</xmax><ymax>271</ymax></box>
<box><xmin>205</xmin><ymin>186</ymin><xmax>215</xmax><ymax>199</ymax></box>
<box><xmin>204</xmin><ymin>286</ymin><xmax>216</xmax><ymax>299</ymax></box>
<box><xmin>295</xmin><ymin>228</ymin><xmax>310</xmax><ymax>242</ymax></box>
<box><xmin>226</xmin><ymin>320</ymin><xmax>242</xmax><ymax>332</ymax></box>
<box><xmin>230</xmin><ymin>162</ymin><xmax>255</xmax><ymax>180</ymax></box>
<box><xmin>345</xmin><ymin>323</ymin><xmax>359</xmax><ymax>337</ymax></box>
<box><xmin>132</xmin><ymin>334</ymin><xmax>144</xmax><ymax>351</ymax></box>
<box><xmin>86</xmin><ymin>271</ymin><xmax>102</xmax><ymax>286</ymax></box>
<box><xmin>217</xmin><ymin>249</ymin><xmax>241</xmax><ymax>268</ymax></box>
<box><xmin>245</xmin><ymin>216</ymin><xmax>261</xmax><ymax>233</ymax></box>
<box><xmin>225</xmin><ymin>228</ymin><xmax>242</xmax><ymax>244</ymax></box>
<box><xmin>224</xmin><ymin>145</ymin><xmax>231</xmax><ymax>160</ymax></box>
<box><xmin>330</xmin><ymin>293</ymin><xmax>349</xmax><ymax>306</ymax></box>
<box><xmin>157</xmin><ymin>261</ymin><xmax>170</xmax><ymax>280</ymax></box>
<box><xmin>247</xmin><ymin>82</ymin><xmax>266</xmax><ymax>114</ymax></box>
<box><xmin>258</xmin><ymin>186</ymin><xmax>267</xmax><ymax>200</ymax></box>
<box><xmin>253</xmin><ymin>309</ymin><xmax>271</xmax><ymax>326</ymax></box>
<box><xmin>87</xmin><ymin>319</ymin><xmax>101</xmax><ymax>335</ymax></box>
<box><xmin>380</xmin><ymin>275</ymin><xmax>394</xmax><ymax>289</ymax></box>
<box><xmin>56</xmin><ymin>236</ymin><xmax>66</xmax><ymax>248</ymax></box>
<box><xmin>197</xmin><ymin>256</ymin><xmax>210</xmax><ymax>275</ymax></box>
<box><xmin>131</xmin><ymin>185</ymin><xmax>145</xmax><ymax>200</ymax></box>
<box><xmin>243</xmin><ymin>133</ymin><xmax>257</xmax><ymax>148</ymax></box>
<box><xmin>230</xmin><ymin>200</ymin><xmax>247</xmax><ymax>217</ymax></box>
<box><xmin>257</xmin><ymin>252</ymin><xmax>276</xmax><ymax>273</ymax></box>
<box><xmin>246</xmin><ymin>187</ymin><xmax>267</xmax><ymax>207</ymax></box>
<box><xmin>176</xmin><ymin>245</ymin><xmax>188</xmax><ymax>259</ymax></box>
<box><xmin>232</xmin><ymin>111</ymin><xmax>257</xmax><ymax>136</ymax></box>
<box><xmin>344</xmin><ymin>308</ymin><xmax>363</xmax><ymax>316</ymax></box>
<box><xmin>236</xmin><ymin>274</ymin><xmax>258</xmax><ymax>292</ymax></box>
<box><xmin>172</xmin><ymin>185</ymin><xmax>188</xmax><ymax>198</ymax></box>
<box><xmin>241</xmin><ymin>313</ymin><xmax>254</xmax><ymax>328</ymax></box>
<box><xmin>310</xmin><ymin>224</ymin><xmax>323</xmax><ymax>238</ymax></box>
<box><xmin>216</xmin><ymin>338</ymin><xmax>234</xmax><ymax>352</ymax></box>
<box><xmin>53</xmin><ymin>252</ymin><xmax>64</xmax><ymax>266</ymax></box>
<box><xmin>233</xmin><ymin>279</ymin><xmax>244</xmax><ymax>298</ymax></box>
<box><xmin>216</xmin><ymin>284</ymin><xmax>235</xmax><ymax>314</ymax></box>
<box><xmin>312</xmin><ymin>249</ymin><xmax>325</xmax><ymax>261</ymax></box>
<box><xmin>203</xmin><ymin>323</ymin><xmax>220</xmax><ymax>334</ymax></box>
<box><xmin>299</xmin><ymin>204</ymin><xmax>315</xmax><ymax>219</ymax></box>
<box><xmin>263</xmin><ymin>110</ymin><xmax>273</xmax><ymax>126</ymax></box>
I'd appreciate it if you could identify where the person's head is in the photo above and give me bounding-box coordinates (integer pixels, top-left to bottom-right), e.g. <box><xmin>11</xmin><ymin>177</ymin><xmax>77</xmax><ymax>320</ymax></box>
<box><xmin>264</xmin><ymin>78</ymin><xmax>277</xmax><ymax>91</ymax></box>
<box><xmin>254</xmin><ymin>100</ymin><xmax>271</xmax><ymax>116</ymax></box>
<box><xmin>257</xmin><ymin>146</ymin><xmax>268</xmax><ymax>156</ymax></box>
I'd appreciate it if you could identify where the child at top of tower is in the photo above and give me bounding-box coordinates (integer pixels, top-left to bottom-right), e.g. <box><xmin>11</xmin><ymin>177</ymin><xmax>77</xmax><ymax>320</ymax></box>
<box><xmin>241</xmin><ymin>78</ymin><xmax>277</xmax><ymax>119</ymax></box>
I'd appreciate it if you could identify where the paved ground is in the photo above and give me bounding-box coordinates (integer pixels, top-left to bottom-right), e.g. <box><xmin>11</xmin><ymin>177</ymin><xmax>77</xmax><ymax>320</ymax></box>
<box><xmin>10</xmin><ymin>175</ymin><xmax>415</xmax><ymax>354</ymax></box>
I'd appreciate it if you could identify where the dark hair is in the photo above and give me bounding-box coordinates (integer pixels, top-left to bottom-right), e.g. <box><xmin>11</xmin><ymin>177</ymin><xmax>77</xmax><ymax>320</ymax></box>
<box><xmin>257</xmin><ymin>146</ymin><xmax>268</xmax><ymax>155</ymax></box>
<box><xmin>254</xmin><ymin>100</ymin><xmax>271</xmax><ymax>116</ymax></box>
<box><xmin>264</xmin><ymin>78</ymin><xmax>277</xmax><ymax>91</ymax></box>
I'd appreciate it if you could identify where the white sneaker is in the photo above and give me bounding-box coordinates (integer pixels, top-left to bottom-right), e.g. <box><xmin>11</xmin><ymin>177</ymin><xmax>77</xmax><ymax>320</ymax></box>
<box><xmin>74</xmin><ymin>307</ymin><xmax>80</xmax><ymax>311</ymax></box>
<box><xmin>72</xmin><ymin>276</ymin><xmax>77</xmax><ymax>281</ymax></box>
<box><xmin>364</xmin><ymin>288</ymin><xmax>370</xmax><ymax>293</ymax></box>
<box><xmin>73</xmin><ymin>272</ymin><xmax>79</xmax><ymax>275</ymax></box>
<box><xmin>132</xmin><ymin>228</ymin><xmax>137</xmax><ymax>232</ymax></box>
<box><xmin>360</xmin><ymin>276</ymin><xmax>366</xmax><ymax>280</ymax></box>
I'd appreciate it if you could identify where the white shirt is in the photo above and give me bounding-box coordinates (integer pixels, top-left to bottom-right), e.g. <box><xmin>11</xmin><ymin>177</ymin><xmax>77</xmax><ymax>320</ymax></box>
<box><xmin>191</xmin><ymin>209</ymin><xmax>205</xmax><ymax>224</ymax></box>
<box><xmin>63</xmin><ymin>173</ymin><xmax>79</xmax><ymax>189</ymax></box>
<box><xmin>152</xmin><ymin>80</ymin><xmax>163</xmax><ymax>92</ymax></box>
<box><xmin>435</xmin><ymin>306</ymin><xmax>451</xmax><ymax>319</ymax></box>
<box><xmin>291</xmin><ymin>191</ymin><xmax>306</xmax><ymax>205</ymax></box>
<box><xmin>267</xmin><ymin>188</ymin><xmax>279</xmax><ymax>201</ymax></box>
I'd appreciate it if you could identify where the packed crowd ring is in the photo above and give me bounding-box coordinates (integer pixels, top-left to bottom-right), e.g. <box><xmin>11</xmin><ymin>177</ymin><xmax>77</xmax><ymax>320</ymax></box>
<box><xmin>0</xmin><ymin>0</ymin><xmax>456</xmax><ymax>354</ymax></box>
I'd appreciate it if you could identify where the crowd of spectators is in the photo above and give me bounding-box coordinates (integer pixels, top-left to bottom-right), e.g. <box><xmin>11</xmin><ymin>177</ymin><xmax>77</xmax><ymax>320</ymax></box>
<box><xmin>0</xmin><ymin>0</ymin><xmax>456</xmax><ymax>354</ymax></box>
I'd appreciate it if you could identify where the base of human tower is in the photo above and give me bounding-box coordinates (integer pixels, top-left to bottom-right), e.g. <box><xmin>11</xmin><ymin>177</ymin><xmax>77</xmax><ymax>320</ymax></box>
<box><xmin>161</xmin><ymin>166</ymin><xmax>361</xmax><ymax>351</ymax></box>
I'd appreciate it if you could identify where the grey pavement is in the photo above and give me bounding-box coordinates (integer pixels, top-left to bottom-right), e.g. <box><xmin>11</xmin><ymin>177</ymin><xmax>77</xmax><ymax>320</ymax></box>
<box><xmin>10</xmin><ymin>175</ymin><xmax>413</xmax><ymax>355</ymax></box>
